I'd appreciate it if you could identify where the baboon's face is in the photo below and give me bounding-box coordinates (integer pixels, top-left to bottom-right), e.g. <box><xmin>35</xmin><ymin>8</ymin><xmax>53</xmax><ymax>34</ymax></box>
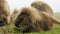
<box><xmin>0</xmin><ymin>14</ymin><xmax>8</xmax><ymax>26</ymax></box>
<box><xmin>15</xmin><ymin>11</ymin><xmax>30</xmax><ymax>28</ymax></box>
<box><xmin>0</xmin><ymin>0</ymin><xmax>10</xmax><ymax>26</ymax></box>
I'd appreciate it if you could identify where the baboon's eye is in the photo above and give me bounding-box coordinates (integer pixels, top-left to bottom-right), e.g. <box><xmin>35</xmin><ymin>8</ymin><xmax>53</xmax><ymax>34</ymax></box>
<box><xmin>3</xmin><ymin>18</ymin><xmax>6</xmax><ymax>21</ymax></box>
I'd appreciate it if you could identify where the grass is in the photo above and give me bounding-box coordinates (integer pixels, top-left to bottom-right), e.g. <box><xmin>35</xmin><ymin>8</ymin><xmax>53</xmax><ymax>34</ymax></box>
<box><xmin>0</xmin><ymin>13</ymin><xmax>60</xmax><ymax>34</ymax></box>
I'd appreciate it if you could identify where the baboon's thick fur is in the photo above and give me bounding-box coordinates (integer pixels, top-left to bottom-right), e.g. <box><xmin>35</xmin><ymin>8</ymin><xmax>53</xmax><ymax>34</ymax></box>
<box><xmin>0</xmin><ymin>0</ymin><xmax>10</xmax><ymax>26</ymax></box>
<box><xmin>31</xmin><ymin>1</ymin><xmax>54</xmax><ymax>15</ymax></box>
<box><xmin>14</xmin><ymin>7</ymin><xmax>60</xmax><ymax>33</ymax></box>
<box><xmin>11</xmin><ymin>9</ymin><xmax>18</xmax><ymax>21</ymax></box>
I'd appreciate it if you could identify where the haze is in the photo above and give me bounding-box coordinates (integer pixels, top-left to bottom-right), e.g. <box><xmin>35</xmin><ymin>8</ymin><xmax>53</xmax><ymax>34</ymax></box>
<box><xmin>6</xmin><ymin>0</ymin><xmax>60</xmax><ymax>13</ymax></box>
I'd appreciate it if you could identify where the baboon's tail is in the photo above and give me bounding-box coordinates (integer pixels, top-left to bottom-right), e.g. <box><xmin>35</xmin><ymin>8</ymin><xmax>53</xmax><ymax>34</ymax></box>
<box><xmin>52</xmin><ymin>16</ymin><xmax>60</xmax><ymax>24</ymax></box>
<box><xmin>42</xmin><ymin>12</ymin><xmax>60</xmax><ymax>24</ymax></box>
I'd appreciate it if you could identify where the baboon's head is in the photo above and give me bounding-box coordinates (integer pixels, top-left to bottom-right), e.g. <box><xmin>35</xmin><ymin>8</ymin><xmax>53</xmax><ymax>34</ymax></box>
<box><xmin>0</xmin><ymin>0</ymin><xmax>10</xmax><ymax>26</ymax></box>
<box><xmin>10</xmin><ymin>9</ymin><xmax>19</xmax><ymax>22</ymax></box>
<box><xmin>31</xmin><ymin>1</ymin><xmax>46</xmax><ymax>11</ymax></box>
<box><xmin>0</xmin><ymin>13</ymin><xmax>8</xmax><ymax>26</ymax></box>
<box><xmin>31</xmin><ymin>1</ymin><xmax>54</xmax><ymax>15</ymax></box>
<box><xmin>15</xmin><ymin>7</ymin><xmax>31</xmax><ymax>28</ymax></box>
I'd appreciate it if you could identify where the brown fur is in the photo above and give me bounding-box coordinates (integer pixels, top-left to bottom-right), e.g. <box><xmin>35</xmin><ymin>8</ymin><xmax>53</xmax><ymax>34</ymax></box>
<box><xmin>0</xmin><ymin>0</ymin><xmax>10</xmax><ymax>26</ymax></box>
<box><xmin>14</xmin><ymin>7</ymin><xmax>60</xmax><ymax>33</ymax></box>
<box><xmin>11</xmin><ymin>9</ymin><xmax>18</xmax><ymax>22</ymax></box>
<box><xmin>31</xmin><ymin>1</ymin><xmax>54</xmax><ymax>15</ymax></box>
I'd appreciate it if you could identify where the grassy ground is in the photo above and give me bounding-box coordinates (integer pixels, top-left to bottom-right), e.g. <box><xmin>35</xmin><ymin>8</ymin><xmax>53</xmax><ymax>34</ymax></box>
<box><xmin>0</xmin><ymin>13</ymin><xmax>60</xmax><ymax>34</ymax></box>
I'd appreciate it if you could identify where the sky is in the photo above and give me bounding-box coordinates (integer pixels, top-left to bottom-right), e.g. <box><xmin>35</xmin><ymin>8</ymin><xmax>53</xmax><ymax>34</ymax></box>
<box><xmin>6</xmin><ymin>0</ymin><xmax>60</xmax><ymax>13</ymax></box>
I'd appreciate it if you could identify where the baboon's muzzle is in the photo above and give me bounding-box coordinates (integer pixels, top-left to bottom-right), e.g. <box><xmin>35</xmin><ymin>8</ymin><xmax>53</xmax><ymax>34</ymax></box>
<box><xmin>0</xmin><ymin>18</ymin><xmax>7</xmax><ymax>26</ymax></box>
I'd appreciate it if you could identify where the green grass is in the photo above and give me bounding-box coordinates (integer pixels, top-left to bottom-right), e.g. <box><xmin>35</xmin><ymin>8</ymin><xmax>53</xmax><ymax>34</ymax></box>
<box><xmin>0</xmin><ymin>13</ymin><xmax>60</xmax><ymax>34</ymax></box>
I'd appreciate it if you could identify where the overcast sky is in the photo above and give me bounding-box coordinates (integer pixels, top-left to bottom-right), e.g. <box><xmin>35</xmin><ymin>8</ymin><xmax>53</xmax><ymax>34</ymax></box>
<box><xmin>6</xmin><ymin>0</ymin><xmax>60</xmax><ymax>13</ymax></box>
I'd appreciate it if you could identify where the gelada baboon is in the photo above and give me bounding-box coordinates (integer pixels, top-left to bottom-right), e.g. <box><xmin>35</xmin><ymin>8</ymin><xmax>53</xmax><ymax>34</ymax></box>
<box><xmin>14</xmin><ymin>7</ymin><xmax>60</xmax><ymax>33</ymax></box>
<box><xmin>11</xmin><ymin>9</ymin><xmax>19</xmax><ymax>22</ymax></box>
<box><xmin>31</xmin><ymin>1</ymin><xmax>54</xmax><ymax>15</ymax></box>
<box><xmin>0</xmin><ymin>0</ymin><xmax>10</xmax><ymax>26</ymax></box>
